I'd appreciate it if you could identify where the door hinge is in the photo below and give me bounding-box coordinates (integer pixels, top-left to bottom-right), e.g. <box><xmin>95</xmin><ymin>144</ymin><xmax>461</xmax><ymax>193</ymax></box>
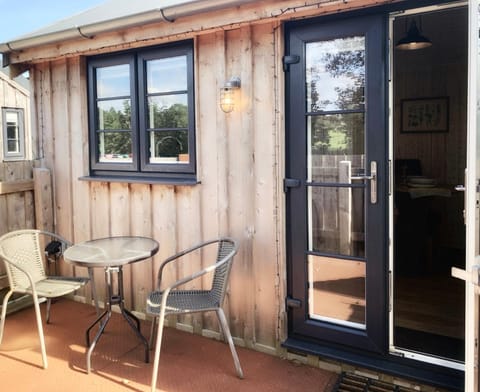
<box><xmin>286</xmin><ymin>296</ymin><xmax>302</xmax><ymax>308</ymax></box>
<box><xmin>283</xmin><ymin>178</ymin><xmax>301</xmax><ymax>193</ymax></box>
<box><xmin>282</xmin><ymin>55</ymin><xmax>300</xmax><ymax>72</ymax></box>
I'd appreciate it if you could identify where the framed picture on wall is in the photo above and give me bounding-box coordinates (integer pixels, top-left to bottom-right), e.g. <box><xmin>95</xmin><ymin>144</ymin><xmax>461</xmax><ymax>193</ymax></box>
<box><xmin>400</xmin><ymin>97</ymin><xmax>449</xmax><ymax>133</ymax></box>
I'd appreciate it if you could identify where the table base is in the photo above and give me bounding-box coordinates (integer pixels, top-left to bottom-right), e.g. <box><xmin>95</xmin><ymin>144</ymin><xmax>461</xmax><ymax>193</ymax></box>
<box><xmin>85</xmin><ymin>266</ymin><xmax>149</xmax><ymax>373</ymax></box>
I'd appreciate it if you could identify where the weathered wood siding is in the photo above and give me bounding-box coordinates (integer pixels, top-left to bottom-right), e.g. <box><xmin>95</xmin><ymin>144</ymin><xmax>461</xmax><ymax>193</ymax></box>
<box><xmin>31</xmin><ymin>22</ymin><xmax>283</xmax><ymax>351</ymax></box>
<box><xmin>0</xmin><ymin>74</ymin><xmax>34</xmax><ymax>289</ymax></box>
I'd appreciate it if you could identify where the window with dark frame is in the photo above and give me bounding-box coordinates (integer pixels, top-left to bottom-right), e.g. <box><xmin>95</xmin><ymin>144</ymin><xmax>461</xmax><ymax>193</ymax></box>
<box><xmin>87</xmin><ymin>40</ymin><xmax>196</xmax><ymax>182</ymax></box>
<box><xmin>2</xmin><ymin>107</ymin><xmax>25</xmax><ymax>161</ymax></box>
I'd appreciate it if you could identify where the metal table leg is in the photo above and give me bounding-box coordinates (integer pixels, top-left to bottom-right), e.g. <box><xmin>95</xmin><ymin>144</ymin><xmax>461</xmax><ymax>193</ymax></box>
<box><xmin>85</xmin><ymin>266</ymin><xmax>149</xmax><ymax>373</ymax></box>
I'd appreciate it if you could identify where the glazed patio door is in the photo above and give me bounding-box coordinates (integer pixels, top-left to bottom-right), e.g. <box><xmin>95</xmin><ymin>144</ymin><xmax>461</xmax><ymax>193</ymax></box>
<box><xmin>285</xmin><ymin>14</ymin><xmax>387</xmax><ymax>352</ymax></box>
<box><xmin>453</xmin><ymin>1</ymin><xmax>480</xmax><ymax>390</ymax></box>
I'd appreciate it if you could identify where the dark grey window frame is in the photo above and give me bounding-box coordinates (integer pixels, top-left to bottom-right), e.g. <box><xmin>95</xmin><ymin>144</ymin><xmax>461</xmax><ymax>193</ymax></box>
<box><xmin>87</xmin><ymin>40</ymin><xmax>196</xmax><ymax>183</ymax></box>
<box><xmin>2</xmin><ymin>107</ymin><xmax>25</xmax><ymax>161</ymax></box>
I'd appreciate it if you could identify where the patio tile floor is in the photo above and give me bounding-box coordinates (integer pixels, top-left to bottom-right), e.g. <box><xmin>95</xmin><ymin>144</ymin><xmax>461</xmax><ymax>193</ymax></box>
<box><xmin>0</xmin><ymin>299</ymin><xmax>338</xmax><ymax>392</ymax></box>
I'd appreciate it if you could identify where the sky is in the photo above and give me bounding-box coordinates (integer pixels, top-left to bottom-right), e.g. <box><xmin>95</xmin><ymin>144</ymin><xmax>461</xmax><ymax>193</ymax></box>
<box><xmin>0</xmin><ymin>0</ymin><xmax>107</xmax><ymax>43</ymax></box>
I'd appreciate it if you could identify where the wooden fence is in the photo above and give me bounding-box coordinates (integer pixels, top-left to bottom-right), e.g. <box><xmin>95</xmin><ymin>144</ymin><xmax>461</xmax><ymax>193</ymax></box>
<box><xmin>0</xmin><ymin>161</ymin><xmax>53</xmax><ymax>297</ymax></box>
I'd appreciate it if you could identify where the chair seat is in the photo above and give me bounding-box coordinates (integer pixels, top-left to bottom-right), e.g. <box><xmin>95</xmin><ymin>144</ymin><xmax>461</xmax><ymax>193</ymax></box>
<box><xmin>147</xmin><ymin>290</ymin><xmax>219</xmax><ymax>315</ymax></box>
<box><xmin>18</xmin><ymin>278</ymin><xmax>85</xmax><ymax>298</ymax></box>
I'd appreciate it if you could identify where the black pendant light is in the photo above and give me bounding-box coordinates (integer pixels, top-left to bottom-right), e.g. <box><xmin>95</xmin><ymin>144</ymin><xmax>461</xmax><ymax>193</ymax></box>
<box><xmin>396</xmin><ymin>18</ymin><xmax>432</xmax><ymax>50</ymax></box>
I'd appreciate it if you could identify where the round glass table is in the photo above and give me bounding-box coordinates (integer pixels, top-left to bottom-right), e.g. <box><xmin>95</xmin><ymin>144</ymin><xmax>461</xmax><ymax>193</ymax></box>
<box><xmin>64</xmin><ymin>236</ymin><xmax>159</xmax><ymax>373</ymax></box>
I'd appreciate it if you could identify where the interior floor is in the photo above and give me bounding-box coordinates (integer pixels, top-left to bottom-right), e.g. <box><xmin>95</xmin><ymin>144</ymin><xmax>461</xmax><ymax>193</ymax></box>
<box><xmin>393</xmin><ymin>273</ymin><xmax>465</xmax><ymax>361</ymax></box>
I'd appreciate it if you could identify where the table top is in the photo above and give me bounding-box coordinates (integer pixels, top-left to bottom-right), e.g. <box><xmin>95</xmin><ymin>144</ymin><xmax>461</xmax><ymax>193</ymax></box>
<box><xmin>64</xmin><ymin>236</ymin><xmax>159</xmax><ymax>268</ymax></box>
<box><xmin>395</xmin><ymin>184</ymin><xmax>452</xmax><ymax>199</ymax></box>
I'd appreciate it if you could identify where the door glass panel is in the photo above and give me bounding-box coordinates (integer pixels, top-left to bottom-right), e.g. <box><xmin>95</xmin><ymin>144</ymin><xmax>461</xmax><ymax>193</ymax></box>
<box><xmin>391</xmin><ymin>7</ymin><xmax>467</xmax><ymax>365</ymax></box>
<box><xmin>308</xmin><ymin>113</ymin><xmax>365</xmax><ymax>182</ymax></box>
<box><xmin>306</xmin><ymin>34</ymin><xmax>367</xmax><ymax>330</ymax></box>
<box><xmin>308</xmin><ymin>255</ymin><xmax>366</xmax><ymax>328</ymax></box>
<box><xmin>309</xmin><ymin>186</ymin><xmax>365</xmax><ymax>257</ymax></box>
<box><xmin>306</xmin><ymin>37</ymin><xmax>365</xmax><ymax>112</ymax></box>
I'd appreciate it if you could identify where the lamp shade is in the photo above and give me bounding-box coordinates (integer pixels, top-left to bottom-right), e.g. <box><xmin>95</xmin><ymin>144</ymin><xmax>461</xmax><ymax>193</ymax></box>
<box><xmin>396</xmin><ymin>20</ymin><xmax>432</xmax><ymax>50</ymax></box>
<box><xmin>220</xmin><ymin>77</ymin><xmax>241</xmax><ymax>113</ymax></box>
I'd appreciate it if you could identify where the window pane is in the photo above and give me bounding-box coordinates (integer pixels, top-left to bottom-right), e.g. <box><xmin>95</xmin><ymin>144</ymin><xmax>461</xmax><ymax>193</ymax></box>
<box><xmin>96</xmin><ymin>64</ymin><xmax>130</xmax><ymax>98</ymax></box>
<box><xmin>149</xmin><ymin>130</ymin><xmax>188</xmax><ymax>163</ymax></box>
<box><xmin>5</xmin><ymin>111</ymin><xmax>18</xmax><ymax>123</ymax></box>
<box><xmin>309</xmin><ymin>185</ymin><xmax>365</xmax><ymax>257</ymax></box>
<box><xmin>3</xmin><ymin>109</ymin><xmax>23</xmax><ymax>158</ymax></box>
<box><xmin>7</xmin><ymin>123</ymin><xmax>20</xmax><ymax>153</ymax></box>
<box><xmin>308</xmin><ymin>113</ymin><xmax>365</xmax><ymax>182</ymax></box>
<box><xmin>306</xmin><ymin>36</ymin><xmax>365</xmax><ymax>112</ymax></box>
<box><xmin>98</xmin><ymin>131</ymin><xmax>132</xmax><ymax>162</ymax></box>
<box><xmin>7</xmin><ymin>140</ymin><xmax>19</xmax><ymax>153</ymax></box>
<box><xmin>97</xmin><ymin>100</ymin><xmax>131</xmax><ymax>130</ymax></box>
<box><xmin>148</xmin><ymin>95</ymin><xmax>188</xmax><ymax>128</ymax></box>
<box><xmin>308</xmin><ymin>255</ymin><xmax>366</xmax><ymax>328</ymax></box>
<box><xmin>147</xmin><ymin>56</ymin><xmax>187</xmax><ymax>94</ymax></box>
<box><xmin>7</xmin><ymin>123</ymin><xmax>19</xmax><ymax>140</ymax></box>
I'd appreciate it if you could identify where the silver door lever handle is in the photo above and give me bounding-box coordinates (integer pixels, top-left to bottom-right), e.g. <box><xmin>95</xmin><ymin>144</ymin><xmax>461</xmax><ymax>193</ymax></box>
<box><xmin>350</xmin><ymin>161</ymin><xmax>377</xmax><ymax>204</ymax></box>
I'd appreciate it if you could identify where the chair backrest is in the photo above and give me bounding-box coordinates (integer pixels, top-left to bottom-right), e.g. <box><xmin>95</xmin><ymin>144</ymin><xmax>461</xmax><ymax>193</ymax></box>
<box><xmin>210</xmin><ymin>238</ymin><xmax>238</xmax><ymax>306</ymax></box>
<box><xmin>0</xmin><ymin>230</ymin><xmax>47</xmax><ymax>291</ymax></box>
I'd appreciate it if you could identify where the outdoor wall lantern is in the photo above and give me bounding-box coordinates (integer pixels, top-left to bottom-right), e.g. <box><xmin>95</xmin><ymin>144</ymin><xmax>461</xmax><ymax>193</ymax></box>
<box><xmin>220</xmin><ymin>77</ymin><xmax>241</xmax><ymax>113</ymax></box>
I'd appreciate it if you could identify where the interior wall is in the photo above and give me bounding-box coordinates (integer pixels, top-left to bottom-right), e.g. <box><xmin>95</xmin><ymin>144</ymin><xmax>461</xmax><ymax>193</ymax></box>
<box><xmin>394</xmin><ymin>7</ymin><xmax>468</xmax><ymax>186</ymax></box>
<box><xmin>393</xmin><ymin>7</ymin><xmax>468</xmax><ymax>250</ymax></box>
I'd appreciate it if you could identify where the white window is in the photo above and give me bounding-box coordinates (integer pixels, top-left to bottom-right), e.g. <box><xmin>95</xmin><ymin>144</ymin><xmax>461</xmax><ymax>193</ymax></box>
<box><xmin>2</xmin><ymin>108</ymin><xmax>25</xmax><ymax>161</ymax></box>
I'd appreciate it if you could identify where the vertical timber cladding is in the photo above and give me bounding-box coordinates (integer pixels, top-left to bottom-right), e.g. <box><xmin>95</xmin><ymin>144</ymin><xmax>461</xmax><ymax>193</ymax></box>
<box><xmin>32</xmin><ymin>21</ymin><xmax>281</xmax><ymax>350</ymax></box>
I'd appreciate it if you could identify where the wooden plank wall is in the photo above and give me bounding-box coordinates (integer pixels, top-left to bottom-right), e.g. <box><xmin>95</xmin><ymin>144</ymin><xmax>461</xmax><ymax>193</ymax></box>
<box><xmin>0</xmin><ymin>161</ymin><xmax>35</xmax><ymax>289</ymax></box>
<box><xmin>30</xmin><ymin>22</ymin><xmax>282</xmax><ymax>352</ymax></box>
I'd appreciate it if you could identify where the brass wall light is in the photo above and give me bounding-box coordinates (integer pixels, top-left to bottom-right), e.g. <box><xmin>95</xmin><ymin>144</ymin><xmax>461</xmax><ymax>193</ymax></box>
<box><xmin>396</xmin><ymin>17</ymin><xmax>432</xmax><ymax>50</ymax></box>
<box><xmin>220</xmin><ymin>77</ymin><xmax>241</xmax><ymax>113</ymax></box>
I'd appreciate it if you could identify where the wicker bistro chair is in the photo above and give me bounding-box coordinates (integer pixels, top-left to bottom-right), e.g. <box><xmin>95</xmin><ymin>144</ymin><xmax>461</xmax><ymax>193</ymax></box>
<box><xmin>147</xmin><ymin>237</ymin><xmax>244</xmax><ymax>392</ymax></box>
<box><xmin>0</xmin><ymin>229</ymin><xmax>92</xmax><ymax>369</ymax></box>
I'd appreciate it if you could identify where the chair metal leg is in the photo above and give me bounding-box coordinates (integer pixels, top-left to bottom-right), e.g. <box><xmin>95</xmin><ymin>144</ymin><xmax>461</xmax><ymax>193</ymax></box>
<box><xmin>32</xmin><ymin>295</ymin><xmax>48</xmax><ymax>369</ymax></box>
<box><xmin>216</xmin><ymin>308</ymin><xmax>244</xmax><ymax>379</ymax></box>
<box><xmin>45</xmin><ymin>298</ymin><xmax>52</xmax><ymax>324</ymax></box>
<box><xmin>149</xmin><ymin>316</ymin><xmax>157</xmax><ymax>349</ymax></box>
<box><xmin>0</xmin><ymin>289</ymin><xmax>13</xmax><ymax>345</ymax></box>
<box><xmin>151</xmin><ymin>308</ymin><xmax>167</xmax><ymax>392</ymax></box>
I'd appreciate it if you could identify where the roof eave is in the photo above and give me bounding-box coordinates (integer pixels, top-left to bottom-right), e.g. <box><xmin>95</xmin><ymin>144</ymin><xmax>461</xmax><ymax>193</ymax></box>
<box><xmin>0</xmin><ymin>0</ymin><xmax>258</xmax><ymax>55</ymax></box>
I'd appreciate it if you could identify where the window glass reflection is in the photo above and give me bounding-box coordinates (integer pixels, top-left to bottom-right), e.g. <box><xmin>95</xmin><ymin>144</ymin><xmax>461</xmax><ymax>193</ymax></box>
<box><xmin>98</xmin><ymin>131</ymin><xmax>132</xmax><ymax>162</ymax></box>
<box><xmin>96</xmin><ymin>64</ymin><xmax>130</xmax><ymax>98</ymax></box>
<box><xmin>308</xmin><ymin>255</ymin><xmax>366</xmax><ymax>328</ymax></box>
<box><xmin>97</xmin><ymin>100</ymin><xmax>131</xmax><ymax>130</ymax></box>
<box><xmin>149</xmin><ymin>130</ymin><xmax>189</xmax><ymax>163</ymax></box>
<box><xmin>6</xmin><ymin>112</ymin><xmax>20</xmax><ymax>153</ymax></box>
<box><xmin>309</xmin><ymin>185</ymin><xmax>365</xmax><ymax>257</ymax></box>
<box><xmin>306</xmin><ymin>36</ymin><xmax>365</xmax><ymax>112</ymax></box>
<box><xmin>147</xmin><ymin>56</ymin><xmax>187</xmax><ymax>93</ymax></box>
<box><xmin>148</xmin><ymin>95</ymin><xmax>188</xmax><ymax>128</ymax></box>
<box><xmin>307</xmin><ymin>113</ymin><xmax>365</xmax><ymax>182</ymax></box>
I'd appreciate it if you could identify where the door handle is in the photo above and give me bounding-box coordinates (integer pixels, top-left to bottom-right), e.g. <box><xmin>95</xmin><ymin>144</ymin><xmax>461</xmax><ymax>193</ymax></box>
<box><xmin>350</xmin><ymin>161</ymin><xmax>377</xmax><ymax>204</ymax></box>
<box><xmin>452</xmin><ymin>263</ymin><xmax>480</xmax><ymax>294</ymax></box>
<box><xmin>455</xmin><ymin>185</ymin><xmax>465</xmax><ymax>192</ymax></box>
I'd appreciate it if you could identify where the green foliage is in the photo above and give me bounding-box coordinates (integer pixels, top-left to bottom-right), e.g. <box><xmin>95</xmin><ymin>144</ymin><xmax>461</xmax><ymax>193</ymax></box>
<box><xmin>97</xmin><ymin>99</ymin><xmax>190</xmax><ymax>158</ymax></box>
<box><xmin>309</xmin><ymin>47</ymin><xmax>365</xmax><ymax>155</ymax></box>
<box><xmin>99</xmin><ymin>100</ymin><xmax>131</xmax><ymax>155</ymax></box>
